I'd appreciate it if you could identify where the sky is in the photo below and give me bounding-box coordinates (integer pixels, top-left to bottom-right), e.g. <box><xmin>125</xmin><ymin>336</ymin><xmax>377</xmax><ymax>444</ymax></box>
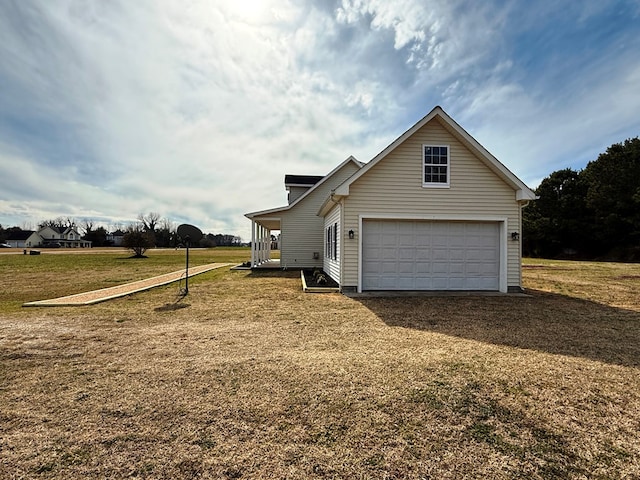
<box><xmin>1</xmin><ymin>0</ymin><xmax>639</xmax><ymax>241</ymax></box>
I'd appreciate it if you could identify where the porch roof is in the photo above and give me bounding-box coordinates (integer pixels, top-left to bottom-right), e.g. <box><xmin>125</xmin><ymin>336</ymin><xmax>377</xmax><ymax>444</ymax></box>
<box><xmin>248</xmin><ymin>215</ymin><xmax>281</xmax><ymax>230</ymax></box>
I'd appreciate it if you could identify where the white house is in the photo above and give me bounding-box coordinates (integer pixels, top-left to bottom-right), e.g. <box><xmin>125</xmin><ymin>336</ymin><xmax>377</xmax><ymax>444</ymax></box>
<box><xmin>246</xmin><ymin>106</ymin><xmax>536</xmax><ymax>293</ymax></box>
<box><xmin>107</xmin><ymin>229</ymin><xmax>125</xmax><ymax>247</ymax></box>
<box><xmin>38</xmin><ymin>226</ymin><xmax>92</xmax><ymax>248</ymax></box>
<box><xmin>7</xmin><ymin>226</ymin><xmax>92</xmax><ymax>248</ymax></box>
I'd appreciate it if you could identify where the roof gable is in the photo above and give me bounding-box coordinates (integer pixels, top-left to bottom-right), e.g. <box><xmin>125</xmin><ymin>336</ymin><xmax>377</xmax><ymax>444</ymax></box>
<box><xmin>334</xmin><ymin>106</ymin><xmax>536</xmax><ymax>201</ymax></box>
<box><xmin>38</xmin><ymin>226</ymin><xmax>60</xmax><ymax>236</ymax></box>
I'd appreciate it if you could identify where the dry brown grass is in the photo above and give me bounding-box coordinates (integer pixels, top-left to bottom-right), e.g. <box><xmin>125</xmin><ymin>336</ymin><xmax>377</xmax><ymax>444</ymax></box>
<box><xmin>1</xmin><ymin>256</ymin><xmax>639</xmax><ymax>478</ymax></box>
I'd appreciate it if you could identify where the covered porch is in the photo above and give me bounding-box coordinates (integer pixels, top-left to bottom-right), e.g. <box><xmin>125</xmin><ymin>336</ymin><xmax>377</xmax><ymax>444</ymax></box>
<box><xmin>247</xmin><ymin>213</ymin><xmax>281</xmax><ymax>268</ymax></box>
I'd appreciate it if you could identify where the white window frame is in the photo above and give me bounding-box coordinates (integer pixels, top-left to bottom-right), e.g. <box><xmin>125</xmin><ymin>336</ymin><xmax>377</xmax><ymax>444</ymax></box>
<box><xmin>422</xmin><ymin>144</ymin><xmax>450</xmax><ymax>188</ymax></box>
<box><xmin>332</xmin><ymin>222</ymin><xmax>337</xmax><ymax>261</ymax></box>
<box><xmin>325</xmin><ymin>223</ymin><xmax>338</xmax><ymax>260</ymax></box>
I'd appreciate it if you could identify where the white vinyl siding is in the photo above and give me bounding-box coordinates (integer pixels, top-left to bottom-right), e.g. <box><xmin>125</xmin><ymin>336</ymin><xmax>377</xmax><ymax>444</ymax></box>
<box><xmin>323</xmin><ymin>204</ymin><xmax>341</xmax><ymax>284</ymax></box>
<box><xmin>288</xmin><ymin>186</ymin><xmax>310</xmax><ymax>204</ymax></box>
<box><xmin>279</xmin><ymin>162</ymin><xmax>360</xmax><ymax>269</ymax></box>
<box><xmin>341</xmin><ymin>117</ymin><xmax>521</xmax><ymax>290</ymax></box>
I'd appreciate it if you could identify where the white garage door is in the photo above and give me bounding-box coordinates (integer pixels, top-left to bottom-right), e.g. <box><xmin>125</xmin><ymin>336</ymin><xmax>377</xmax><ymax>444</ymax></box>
<box><xmin>362</xmin><ymin>220</ymin><xmax>500</xmax><ymax>291</ymax></box>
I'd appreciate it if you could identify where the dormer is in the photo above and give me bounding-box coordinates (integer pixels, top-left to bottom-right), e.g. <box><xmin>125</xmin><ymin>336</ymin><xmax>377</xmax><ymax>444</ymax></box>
<box><xmin>284</xmin><ymin>174</ymin><xmax>323</xmax><ymax>204</ymax></box>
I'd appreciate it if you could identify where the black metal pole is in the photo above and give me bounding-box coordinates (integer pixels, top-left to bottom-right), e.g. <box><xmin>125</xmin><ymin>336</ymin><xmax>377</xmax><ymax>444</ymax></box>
<box><xmin>185</xmin><ymin>236</ymin><xmax>190</xmax><ymax>295</ymax></box>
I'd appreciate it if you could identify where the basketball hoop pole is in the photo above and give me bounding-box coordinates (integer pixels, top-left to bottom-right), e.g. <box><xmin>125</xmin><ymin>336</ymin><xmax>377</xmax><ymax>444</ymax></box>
<box><xmin>176</xmin><ymin>224</ymin><xmax>202</xmax><ymax>297</ymax></box>
<box><xmin>184</xmin><ymin>235</ymin><xmax>190</xmax><ymax>295</ymax></box>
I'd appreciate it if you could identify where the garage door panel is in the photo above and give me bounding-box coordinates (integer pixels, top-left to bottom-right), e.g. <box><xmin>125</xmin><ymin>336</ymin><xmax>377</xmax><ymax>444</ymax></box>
<box><xmin>362</xmin><ymin>220</ymin><xmax>500</xmax><ymax>291</ymax></box>
<box><xmin>450</xmin><ymin>262</ymin><xmax>465</xmax><ymax>274</ymax></box>
<box><xmin>398</xmin><ymin>261</ymin><xmax>415</xmax><ymax>274</ymax></box>
<box><xmin>432</xmin><ymin>248</ymin><xmax>449</xmax><ymax>261</ymax></box>
<box><xmin>416</xmin><ymin>262</ymin><xmax>432</xmax><ymax>274</ymax></box>
<box><xmin>380</xmin><ymin>276</ymin><xmax>400</xmax><ymax>289</ymax></box>
<box><xmin>399</xmin><ymin>235</ymin><xmax>415</xmax><ymax>247</ymax></box>
<box><xmin>415</xmin><ymin>277</ymin><xmax>433</xmax><ymax>289</ymax></box>
<box><xmin>449</xmin><ymin>250</ymin><xmax>465</xmax><ymax>261</ymax></box>
<box><xmin>382</xmin><ymin>248</ymin><xmax>398</xmax><ymax>260</ymax></box>
<box><xmin>397</xmin><ymin>277</ymin><xmax>415</xmax><ymax>289</ymax></box>
<box><xmin>382</xmin><ymin>234</ymin><xmax>397</xmax><ymax>246</ymax></box>
<box><xmin>381</xmin><ymin>261</ymin><xmax>398</xmax><ymax>274</ymax></box>
<box><xmin>415</xmin><ymin>234</ymin><xmax>431</xmax><ymax>246</ymax></box>
<box><xmin>432</xmin><ymin>236</ymin><xmax>449</xmax><ymax>247</ymax></box>
<box><xmin>448</xmin><ymin>277</ymin><xmax>466</xmax><ymax>289</ymax></box>
<box><xmin>432</xmin><ymin>262</ymin><xmax>449</xmax><ymax>274</ymax></box>
<box><xmin>398</xmin><ymin>248</ymin><xmax>415</xmax><ymax>260</ymax></box>
<box><xmin>432</xmin><ymin>277</ymin><xmax>450</xmax><ymax>289</ymax></box>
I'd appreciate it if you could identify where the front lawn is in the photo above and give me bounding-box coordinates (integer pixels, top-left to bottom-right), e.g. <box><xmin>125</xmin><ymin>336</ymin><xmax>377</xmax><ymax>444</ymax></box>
<box><xmin>0</xmin><ymin>256</ymin><xmax>638</xmax><ymax>478</ymax></box>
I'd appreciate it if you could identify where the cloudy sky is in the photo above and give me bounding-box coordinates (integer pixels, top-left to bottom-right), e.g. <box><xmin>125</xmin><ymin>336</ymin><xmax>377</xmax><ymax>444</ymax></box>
<box><xmin>1</xmin><ymin>0</ymin><xmax>639</xmax><ymax>240</ymax></box>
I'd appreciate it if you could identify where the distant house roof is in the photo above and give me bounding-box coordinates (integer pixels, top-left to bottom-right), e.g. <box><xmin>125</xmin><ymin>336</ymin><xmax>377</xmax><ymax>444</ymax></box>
<box><xmin>284</xmin><ymin>175</ymin><xmax>324</xmax><ymax>187</ymax></box>
<box><xmin>7</xmin><ymin>230</ymin><xmax>36</xmax><ymax>241</ymax></box>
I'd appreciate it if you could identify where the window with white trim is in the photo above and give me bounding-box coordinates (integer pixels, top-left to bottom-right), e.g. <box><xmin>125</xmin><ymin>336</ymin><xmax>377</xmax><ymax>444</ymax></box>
<box><xmin>325</xmin><ymin>223</ymin><xmax>337</xmax><ymax>260</ymax></box>
<box><xmin>326</xmin><ymin>225</ymin><xmax>331</xmax><ymax>259</ymax></box>
<box><xmin>332</xmin><ymin>223</ymin><xmax>337</xmax><ymax>260</ymax></box>
<box><xmin>423</xmin><ymin>144</ymin><xmax>450</xmax><ymax>187</ymax></box>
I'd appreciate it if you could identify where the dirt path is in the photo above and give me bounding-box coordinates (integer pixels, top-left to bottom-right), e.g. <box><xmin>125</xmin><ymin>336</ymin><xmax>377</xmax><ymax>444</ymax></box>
<box><xmin>23</xmin><ymin>263</ymin><xmax>232</xmax><ymax>307</ymax></box>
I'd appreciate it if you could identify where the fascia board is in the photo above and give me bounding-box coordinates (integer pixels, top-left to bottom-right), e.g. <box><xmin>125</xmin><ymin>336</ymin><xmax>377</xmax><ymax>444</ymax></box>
<box><xmin>245</xmin><ymin>205</ymin><xmax>289</xmax><ymax>219</ymax></box>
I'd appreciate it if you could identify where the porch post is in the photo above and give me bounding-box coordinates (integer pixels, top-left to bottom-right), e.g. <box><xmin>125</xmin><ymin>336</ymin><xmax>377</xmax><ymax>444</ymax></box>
<box><xmin>256</xmin><ymin>224</ymin><xmax>261</xmax><ymax>265</ymax></box>
<box><xmin>263</xmin><ymin>226</ymin><xmax>269</xmax><ymax>262</ymax></box>
<box><xmin>266</xmin><ymin>228</ymin><xmax>271</xmax><ymax>262</ymax></box>
<box><xmin>258</xmin><ymin>225</ymin><xmax>262</xmax><ymax>265</ymax></box>
<box><xmin>259</xmin><ymin>225</ymin><xmax>265</xmax><ymax>264</ymax></box>
<box><xmin>251</xmin><ymin>221</ymin><xmax>256</xmax><ymax>267</ymax></box>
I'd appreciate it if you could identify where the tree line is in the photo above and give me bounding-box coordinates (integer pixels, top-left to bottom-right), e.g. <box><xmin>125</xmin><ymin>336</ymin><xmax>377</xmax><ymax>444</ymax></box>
<box><xmin>0</xmin><ymin>212</ymin><xmax>243</xmax><ymax>249</ymax></box>
<box><xmin>523</xmin><ymin>137</ymin><xmax>640</xmax><ymax>261</ymax></box>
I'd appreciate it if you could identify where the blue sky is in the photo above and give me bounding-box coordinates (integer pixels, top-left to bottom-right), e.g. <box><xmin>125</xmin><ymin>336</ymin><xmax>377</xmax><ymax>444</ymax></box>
<box><xmin>1</xmin><ymin>0</ymin><xmax>639</xmax><ymax>240</ymax></box>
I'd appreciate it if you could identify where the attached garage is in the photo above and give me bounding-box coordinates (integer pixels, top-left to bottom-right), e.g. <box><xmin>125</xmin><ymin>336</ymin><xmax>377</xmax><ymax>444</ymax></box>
<box><xmin>361</xmin><ymin>219</ymin><xmax>501</xmax><ymax>291</ymax></box>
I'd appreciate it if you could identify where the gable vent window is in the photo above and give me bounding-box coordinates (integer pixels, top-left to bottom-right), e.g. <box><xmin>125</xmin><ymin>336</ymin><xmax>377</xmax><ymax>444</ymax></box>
<box><xmin>423</xmin><ymin>145</ymin><xmax>450</xmax><ymax>187</ymax></box>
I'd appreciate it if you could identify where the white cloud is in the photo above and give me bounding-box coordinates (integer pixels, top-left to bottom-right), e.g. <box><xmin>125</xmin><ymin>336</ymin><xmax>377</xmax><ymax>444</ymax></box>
<box><xmin>1</xmin><ymin>0</ymin><xmax>639</xmax><ymax>240</ymax></box>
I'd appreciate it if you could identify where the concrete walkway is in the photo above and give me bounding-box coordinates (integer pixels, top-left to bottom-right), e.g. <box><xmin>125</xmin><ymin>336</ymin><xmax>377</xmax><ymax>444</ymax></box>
<box><xmin>23</xmin><ymin>263</ymin><xmax>232</xmax><ymax>307</ymax></box>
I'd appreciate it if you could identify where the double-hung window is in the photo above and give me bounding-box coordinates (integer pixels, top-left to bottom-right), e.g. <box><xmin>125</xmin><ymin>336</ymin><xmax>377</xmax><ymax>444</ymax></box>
<box><xmin>423</xmin><ymin>145</ymin><xmax>450</xmax><ymax>187</ymax></box>
<box><xmin>326</xmin><ymin>226</ymin><xmax>331</xmax><ymax>259</ymax></box>
<box><xmin>325</xmin><ymin>223</ymin><xmax>338</xmax><ymax>260</ymax></box>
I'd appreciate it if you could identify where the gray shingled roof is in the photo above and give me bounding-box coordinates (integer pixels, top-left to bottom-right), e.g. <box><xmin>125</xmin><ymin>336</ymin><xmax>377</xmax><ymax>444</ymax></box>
<box><xmin>284</xmin><ymin>174</ymin><xmax>323</xmax><ymax>186</ymax></box>
<box><xmin>7</xmin><ymin>230</ymin><xmax>36</xmax><ymax>240</ymax></box>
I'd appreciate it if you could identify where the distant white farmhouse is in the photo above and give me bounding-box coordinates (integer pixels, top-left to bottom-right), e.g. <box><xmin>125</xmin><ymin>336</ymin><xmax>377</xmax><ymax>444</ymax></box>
<box><xmin>6</xmin><ymin>226</ymin><xmax>92</xmax><ymax>248</ymax></box>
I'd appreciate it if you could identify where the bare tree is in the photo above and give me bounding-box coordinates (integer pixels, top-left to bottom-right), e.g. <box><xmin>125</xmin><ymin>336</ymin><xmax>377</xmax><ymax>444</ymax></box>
<box><xmin>38</xmin><ymin>217</ymin><xmax>77</xmax><ymax>230</ymax></box>
<box><xmin>137</xmin><ymin>212</ymin><xmax>161</xmax><ymax>233</ymax></box>
<box><xmin>80</xmin><ymin>219</ymin><xmax>95</xmax><ymax>236</ymax></box>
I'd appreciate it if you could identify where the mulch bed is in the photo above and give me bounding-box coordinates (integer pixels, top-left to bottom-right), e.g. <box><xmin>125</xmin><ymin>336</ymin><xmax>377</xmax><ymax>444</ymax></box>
<box><xmin>302</xmin><ymin>269</ymin><xmax>339</xmax><ymax>288</ymax></box>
